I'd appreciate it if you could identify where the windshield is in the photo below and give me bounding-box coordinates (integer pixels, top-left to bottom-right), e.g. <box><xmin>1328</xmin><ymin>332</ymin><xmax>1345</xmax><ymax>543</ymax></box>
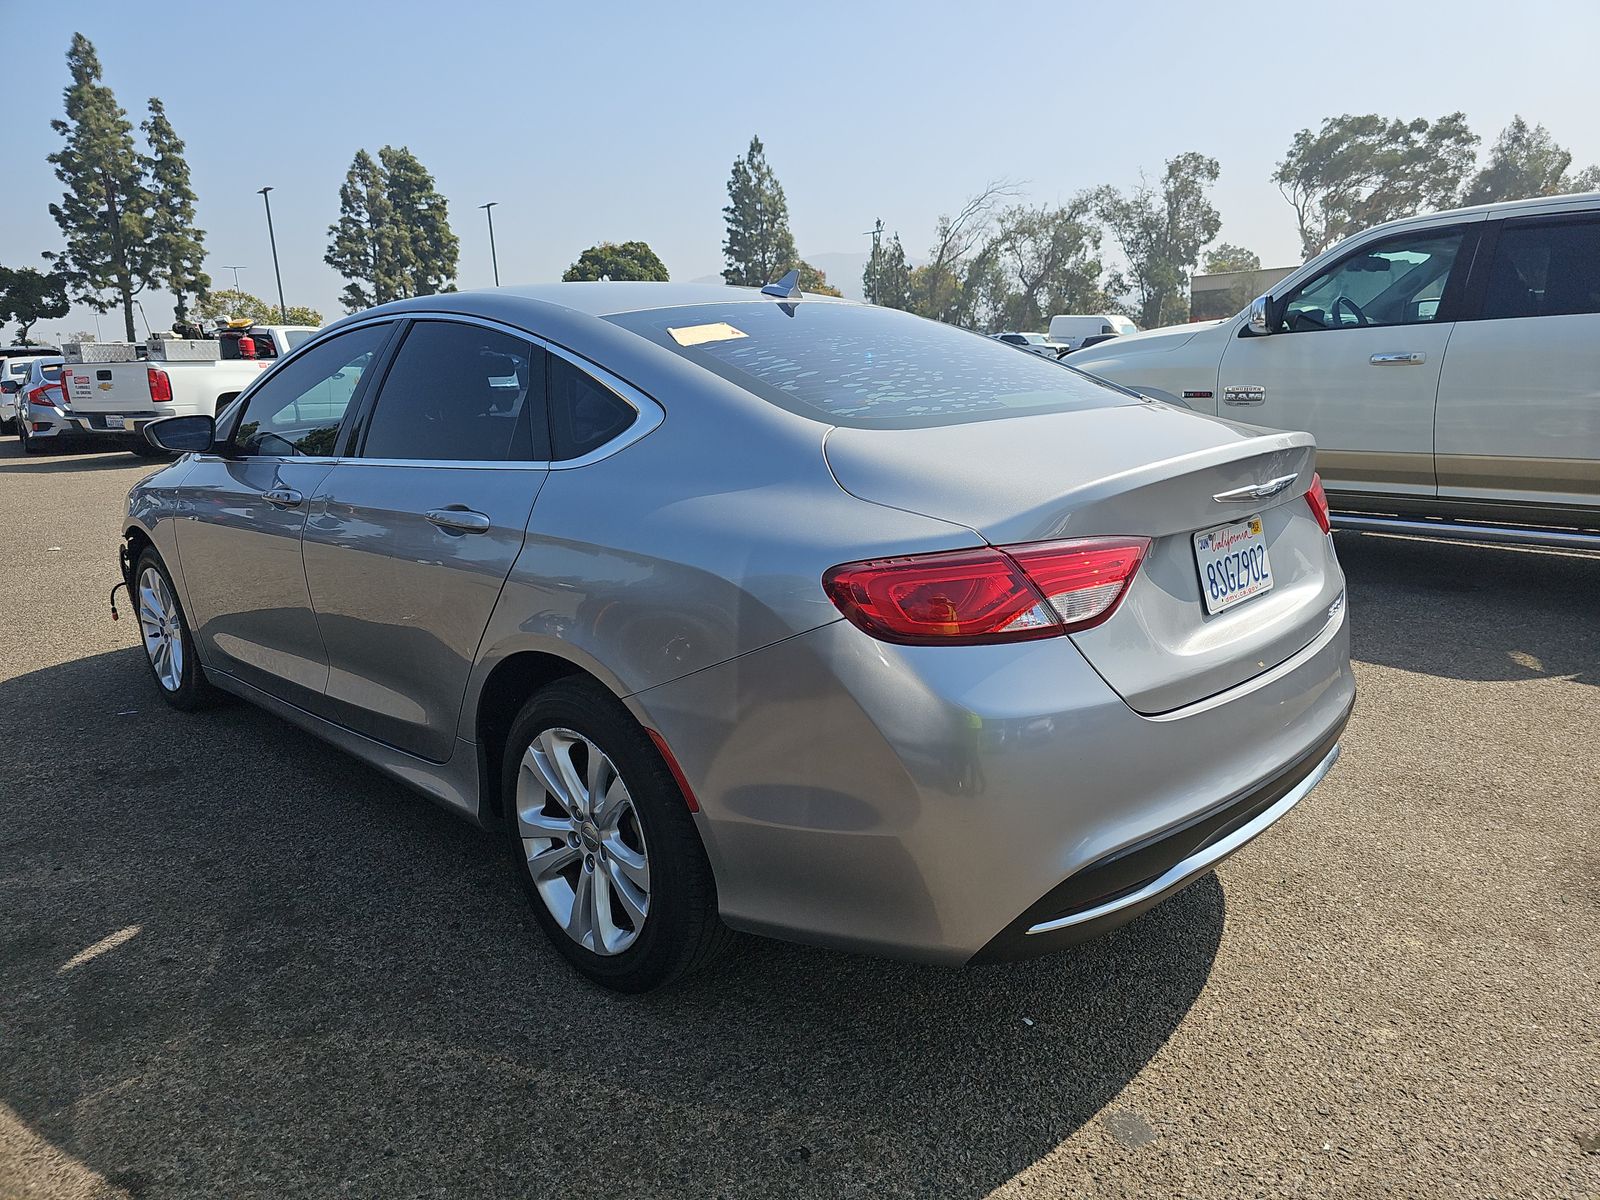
<box><xmin>608</xmin><ymin>302</ymin><xmax>1135</xmax><ymax>429</ymax></box>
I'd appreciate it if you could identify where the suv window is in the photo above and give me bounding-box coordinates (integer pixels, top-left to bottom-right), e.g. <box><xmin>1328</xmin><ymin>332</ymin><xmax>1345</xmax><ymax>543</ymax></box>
<box><xmin>1280</xmin><ymin>229</ymin><xmax>1466</xmax><ymax>332</ymax></box>
<box><xmin>361</xmin><ymin>321</ymin><xmax>545</xmax><ymax>461</ymax></box>
<box><xmin>233</xmin><ymin>324</ymin><xmax>389</xmax><ymax>456</ymax></box>
<box><xmin>1481</xmin><ymin>218</ymin><xmax>1600</xmax><ymax>320</ymax></box>
<box><xmin>548</xmin><ymin>356</ymin><xmax>636</xmax><ymax>460</ymax></box>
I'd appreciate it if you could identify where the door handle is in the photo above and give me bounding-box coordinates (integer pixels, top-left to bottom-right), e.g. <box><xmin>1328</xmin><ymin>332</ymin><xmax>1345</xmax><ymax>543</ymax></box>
<box><xmin>426</xmin><ymin>507</ymin><xmax>491</xmax><ymax>534</ymax></box>
<box><xmin>262</xmin><ymin>487</ymin><xmax>303</xmax><ymax>508</ymax></box>
<box><xmin>1369</xmin><ymin>352</ymin><xmax>1426</xmax><ymax>365</ymax></box>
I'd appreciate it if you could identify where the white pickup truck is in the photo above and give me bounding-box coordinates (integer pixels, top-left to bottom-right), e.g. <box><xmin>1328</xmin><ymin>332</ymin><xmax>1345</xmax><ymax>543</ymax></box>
<box><xmin>60</xmin><ymin>325</ymin><xmax>316</xmax><ymax>456</ymax></box>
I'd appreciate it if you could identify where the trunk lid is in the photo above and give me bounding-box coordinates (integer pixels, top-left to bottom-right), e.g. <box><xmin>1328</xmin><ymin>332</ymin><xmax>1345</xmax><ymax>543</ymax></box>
<box><xmin>825</xmin><ymin>403</ymin><xmax>1342</xmax><ymax>713</ymax></box>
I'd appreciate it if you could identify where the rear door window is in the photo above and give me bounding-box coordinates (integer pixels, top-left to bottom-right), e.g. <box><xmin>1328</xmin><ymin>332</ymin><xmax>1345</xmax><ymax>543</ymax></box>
<box><xmin>360</xmin><ymin>321</ymin><xmax>546</xmax><ymax>461</ymax></box>
<box><xmin>1479</xmin><ymin>217</ymin><xmax>1600</xmax><ymax>319</ymax></box>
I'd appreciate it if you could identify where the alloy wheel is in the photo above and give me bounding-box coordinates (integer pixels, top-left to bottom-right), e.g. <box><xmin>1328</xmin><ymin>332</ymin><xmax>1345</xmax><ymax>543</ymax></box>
<box><xmin>137</xmin><ymin>566</ymin><xmax>185</xmax><ymax>692</ymax></box>
<box><xmin>516</xmin><ymin>727</ymin><xmax>651</xmax><ymax>955</ymax></box>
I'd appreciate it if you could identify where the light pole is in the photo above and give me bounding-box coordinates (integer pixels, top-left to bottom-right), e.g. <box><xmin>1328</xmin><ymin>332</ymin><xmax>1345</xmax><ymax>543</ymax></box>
<box><xmin>221</xmin><ymin>265</ymin><xmax>246</xmax><ymax>291</ymax></box>
<box><xmin>257</xmin><ymin>187</ymin><xmax>287</xmax><ymax>322</ymax></box>
<box><xmin>479</xmin><ymin>202</ymin><xmax>500</xmax><ymax>286</ymax></box>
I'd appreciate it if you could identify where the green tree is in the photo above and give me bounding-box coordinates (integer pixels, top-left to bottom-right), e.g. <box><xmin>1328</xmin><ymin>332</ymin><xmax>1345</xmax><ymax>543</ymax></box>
<box><xmin>141</xmin><ymin>97</ymin><xmax>208</xmax><ymax>321</ymax></box>
<box><xmin>1202</xmin><ymin>243</ymin><xmax>1261</xmax><ymax>274</ymax></box>
<box><xmin>563</xmin><ymin>240</ymin><xmax>670</xmax><ymax>281</ymax></box>
<box><xmin>325</xmin><ymin>149</ymin><xmax>404</xmax><ymax>311</ymax></box>
<box><xmin>1274</xmin><ymin>113</ymin><xmax>1479</xmax><ymax>257</ymax></box>
<box><xmin>982</xmin><ymin>198</ymin><xmax>1108</xmax><ymax>331</ymax></box>
<box><xmin>1462</xmin><ymin>117</ymin><xmax>1598</xmax><ymax>205</ymax></box>
<box><xmin>46</xmin><ymin>33</ymin><xmax>157</xmax><ymax>341</ymax></box>
<box><xmin>862</xmin><ymin>228</ymin><xmax>912</xmax><ymax>310</ymax></box>
<box><xmin>911</xmin><ymin>181</ymin><xmax>1015</xmax><ymax>323</ymax></box>
<box><xmin>721</xmin><ymin>136</ymin><xmax>798</xmax><ymax>287</ymax></box>
<box><xmin>194</xmin><ymin>288</ymin><xmax>321</xmax><ymax>326</ymax></box>
<box><xmin>1096</xmin><ymin>153</ymin><xmax>1222</xmax><ymax>329</ymax></box>
<box><xmin>796</xmin><ymin>261</ymin><xmax>842</xmax><ymax>297</ymax></box>
<box><xmin>379</xmin><ymin>145</ymin><xmax>458</xmax><ymax>296</ymax></box>
<box><xmin>0</xmin><ymin>267</ymin><xmax>71</xmax><ymax>343</ymax></box>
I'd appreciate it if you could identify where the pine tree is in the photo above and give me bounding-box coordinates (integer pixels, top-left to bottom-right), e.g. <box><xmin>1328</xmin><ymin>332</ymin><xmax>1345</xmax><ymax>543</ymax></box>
<box><xmin>721</xmin><ymin>136</ymin><xmax>798</xmax><ymax>287</ymax></box>
<box><xmin>380</xmin><ymin>145</ymin><xmax>458</xmax><ymax>296</ymax></box>
<box><xmin>141</xmin><ymin>97</ymin><xmax>208</xmax><ymax>321</ymax></box>
<box><xmin>46</xmin><ymin>33</ymin><xmax>157</xmax><ymax>341</ymax></box>
<box><xmin>325</xmin><ymin>149</ymin><xmax>403</xmax><ymax>311</ymax></box>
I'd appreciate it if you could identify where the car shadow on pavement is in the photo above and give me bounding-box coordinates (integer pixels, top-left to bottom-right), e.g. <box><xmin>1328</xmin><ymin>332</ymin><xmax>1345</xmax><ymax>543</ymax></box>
<box><xmin>0</xmin><ymin>439</ymin><xmax>153</xmax><ymax>473</ymax></box>
<box><xmin>1</xmin><ymin>647</ymin><xmax>1224</xmax><ymax>1199</ymax></box>
<box><xmin>1338</xmin><ymin>531</ymin><xmax>1600</xmax><ymax>688</ymax></box>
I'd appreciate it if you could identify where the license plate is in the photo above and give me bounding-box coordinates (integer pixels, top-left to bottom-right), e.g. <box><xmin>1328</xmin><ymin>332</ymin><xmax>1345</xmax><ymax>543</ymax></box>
<box><xmin>1193</xmin><ymin>515</ymin><xmax>1274</xmax><ymax>615</ymax></box>
<box><xmin>104</xmin><ymin>415</ymin><xmax>126</xmax><ymax>430</ymax></box>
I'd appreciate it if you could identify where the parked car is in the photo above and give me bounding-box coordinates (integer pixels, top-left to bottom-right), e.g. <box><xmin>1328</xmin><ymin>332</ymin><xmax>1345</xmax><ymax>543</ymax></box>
<box><xmin>12</xmin><ymin>357</ymin><xmax>67</xmax><ymax>453</ymax></box>
<box><xmin>1048</xmin><ymin>313</ymin><xmax>1139</xmax><ymax>349</ymax></box>
<box><xmin>121</xmin><ymin>283</ymin><xmax>1354</xmax><ymax>991</ymax></box>
<box><xmin>2</xmin><ymin>350</ymin><xmax>62</xmax><ymax>432</ymax></box>
<box><xmin>989</xmin><ymin>331</ymin><xmax>1071</xmax><ymax>358</ymax></box>
<box><xmin>1070</xmin><ymin>192</ymin><xmax>1600</xmax><ymax>547</ymax></box>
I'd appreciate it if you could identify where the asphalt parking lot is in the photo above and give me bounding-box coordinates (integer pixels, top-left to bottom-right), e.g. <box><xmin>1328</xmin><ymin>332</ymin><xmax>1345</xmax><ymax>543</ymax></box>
<box><xmin>1</xmin><ymin>438</ymin><xmax>1596</xmax><ymax>1200</ymax></box>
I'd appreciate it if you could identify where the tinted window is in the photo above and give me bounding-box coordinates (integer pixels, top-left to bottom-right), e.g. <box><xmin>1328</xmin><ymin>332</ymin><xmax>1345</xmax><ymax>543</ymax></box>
<box><xmin>608</xmin><ymin>302</ymin><xmax>1135</xmax><ymax>429</ymax></box>
<box><xmin>1481</xmin><ymin>218</ymin><xmax>1600</xmax><ymax>320</ymax></box>
<box><xmin>361</xmin><ymin>322</ymin><xmax>543</xmax><ymax>461</ymax></box>
<box><xmin>40</xmin><ymin>364</ymin><xmax>62</xmax><ymax>380</ymax></box>
<box><xmin>233</xmin><ymin>323</ymin><xmax>389</xmax><ymax>456</ymax></box>
<box><xmin>548</xmin><ymin>356</ymin><xmax>635</xmax><ymax>460</ymax></box>
<box><xmin>1281</xmin><ymin>229</ymin><xmax>1465</xmax><ymax>332</ymax></box>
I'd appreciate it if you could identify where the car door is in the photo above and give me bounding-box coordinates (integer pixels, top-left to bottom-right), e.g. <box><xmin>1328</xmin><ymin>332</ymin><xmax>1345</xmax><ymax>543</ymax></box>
<box><xmin>300</xmin><ymin>318</ymin><xmax>549</xmax><ymax>763</ymax></box>
<box><xmin>1434</xmin><ymin>210</ymin><xmax>1600</xmax><ymax>524</ymax></box>
<box><xmin>1216</xmin><ymin>220</ymin><xmax>1482</xmax><ymax>501</ymax></box>
<box><xmin>176</xmin><ymin>322</ymin><xmax>395</xmax><ymax>708</ymax></box>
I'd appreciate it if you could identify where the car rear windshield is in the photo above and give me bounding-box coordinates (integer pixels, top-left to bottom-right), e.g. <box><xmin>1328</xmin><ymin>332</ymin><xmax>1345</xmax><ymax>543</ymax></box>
<box><xmin>606</xmin><ymin>301</ymin><xmax>1136</xmax><ymax>429</ymax></box>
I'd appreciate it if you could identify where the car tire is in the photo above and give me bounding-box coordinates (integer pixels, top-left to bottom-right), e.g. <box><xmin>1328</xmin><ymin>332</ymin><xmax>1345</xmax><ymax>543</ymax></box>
<box><xmin>133</xmin><ymin>547</ymin><xmax>219</xmax><ymax>711</ymax></box>
<box><xmin>19</xmin><ymin>423</ymin><xmax>43</xmax><ymax>454</ymax></box>
<box><xmin>503</xmin><ymin>677</ymin><xmax>733</xmax><ymax>992</ymax></box>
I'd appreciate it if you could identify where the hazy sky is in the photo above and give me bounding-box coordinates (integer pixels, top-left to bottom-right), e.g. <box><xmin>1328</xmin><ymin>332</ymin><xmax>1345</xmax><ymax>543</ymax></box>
<box><xmin>4</xmin><ymin>0</ymin><xmax>1599</xmax><ymax>336</ymax></box>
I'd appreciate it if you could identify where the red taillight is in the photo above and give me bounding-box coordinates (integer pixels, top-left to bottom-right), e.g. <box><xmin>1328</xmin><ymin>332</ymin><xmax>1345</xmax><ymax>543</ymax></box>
<box><xmin>1306</xmin><ymin>472</ymin><xmax>1332</xmax><ymax>535</ymax></box>
<box><xmin>823</xmin><ymin>537</ymin><xmax>1150</xmax><ymax>646</ymax></box>
<box><xmin>27</xmin><ymin>384</ymin><xmax>58</xmax><ymax>407</ymax></box>
<box><xmin>147</xmin><ymin>367</ymin><xmax>173</xmax><ymax>403</ymax></box>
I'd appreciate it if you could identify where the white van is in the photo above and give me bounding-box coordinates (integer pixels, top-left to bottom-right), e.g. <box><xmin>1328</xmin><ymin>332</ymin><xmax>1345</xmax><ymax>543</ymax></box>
<box><xmin>1048</xmin><ymin>314</ymin><xmax>1139</xmax><ymax>349</ymax></box>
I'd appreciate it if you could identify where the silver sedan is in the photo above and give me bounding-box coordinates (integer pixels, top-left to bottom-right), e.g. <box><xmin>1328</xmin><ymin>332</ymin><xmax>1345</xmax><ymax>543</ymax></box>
<box><xmin>121</xmin><ymin>282</ymin><xmax>1354</xmax><ymax>992</ymax></box>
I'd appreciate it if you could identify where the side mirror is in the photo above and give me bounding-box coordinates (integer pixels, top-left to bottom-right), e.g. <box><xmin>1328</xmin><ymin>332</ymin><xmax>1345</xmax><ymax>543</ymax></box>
<box><xmin>1246</xmin><ymin>294</ymin><xmax>1273</xmax><ymax>335</ymax></box>
<box><xmin>0</xmin><ymin>380</ymin><xmax>19</xmax><ymax>395</ymax></box>
<box><xmin>144</xmin><ymin>413</ymin><xmax>216</xmax><ymax>454</ymax></box>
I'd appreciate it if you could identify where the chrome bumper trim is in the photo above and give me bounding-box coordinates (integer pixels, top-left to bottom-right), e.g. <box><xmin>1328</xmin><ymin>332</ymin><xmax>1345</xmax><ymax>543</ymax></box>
<box><xmin>1025</xmin><ymin>742</ymin><xmax>1341</xmax><ymax>936</ymax></box>
<box><xmin>1332</xmin><ymin>514</ymin><xmax>1600</xmax><ymax>552</ymax></box>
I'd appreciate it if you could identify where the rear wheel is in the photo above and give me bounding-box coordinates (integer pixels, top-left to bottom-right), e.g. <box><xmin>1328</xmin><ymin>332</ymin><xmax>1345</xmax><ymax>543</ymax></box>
<box><xmin>134</xmin><ymin>548</ymin><xmax>218</xmax><ymax>711</ymax></box>
<box><xmin>128</xmin><ymin>438</ymin><xmax>170</xmax><ymax>459</ymax></box>
<box><xmin>503</xmin><ymin>677</ymin><xmax>732</xmax><ymax>992</ymax></box>
<box><xmin>19</xmin><ymin>422</ymin><xmax>43</xmax><ymax>454</ymax></box>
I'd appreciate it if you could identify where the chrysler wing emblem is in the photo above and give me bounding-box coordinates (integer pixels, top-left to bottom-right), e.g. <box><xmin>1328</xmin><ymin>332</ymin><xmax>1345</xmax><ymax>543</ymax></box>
<box><xmin>1213</xmin><ymin>473</ymin><xmax>1300</xmax><ymax>503</ymax></box>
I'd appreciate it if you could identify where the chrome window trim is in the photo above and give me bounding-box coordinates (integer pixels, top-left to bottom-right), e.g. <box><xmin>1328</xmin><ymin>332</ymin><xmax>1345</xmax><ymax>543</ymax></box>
<box><xmin>233</xmin><ymin>310</ymin><xmax>663</xmax><ymax>470</ymax></box>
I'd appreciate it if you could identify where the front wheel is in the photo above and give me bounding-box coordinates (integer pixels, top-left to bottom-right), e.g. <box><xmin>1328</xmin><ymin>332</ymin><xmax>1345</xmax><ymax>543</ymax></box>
<box><xmin>504</xmin><ymin>678</ymin><xmax>733</xmax><ymax>992</ymax></box>
<box><xmin>133</xmin><ymin>548</ymin><xmax>218</xmax><ymax>711</ymax></box>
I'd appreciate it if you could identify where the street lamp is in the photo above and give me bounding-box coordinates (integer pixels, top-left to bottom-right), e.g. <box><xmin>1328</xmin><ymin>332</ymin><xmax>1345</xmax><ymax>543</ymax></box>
<box><xmin>479</xmin><ymin>202</ymin><xmax>500</xmax><ymax>286</ymax></box>
<box><xmin>257</xmin><ymin>187</ymin><xmax>288</xmax><ymax>322</ymax></box>
<box><xmin>221</xmin><ymin>265</ymin><xmax>246</xmax><ymax>291</ymax></box>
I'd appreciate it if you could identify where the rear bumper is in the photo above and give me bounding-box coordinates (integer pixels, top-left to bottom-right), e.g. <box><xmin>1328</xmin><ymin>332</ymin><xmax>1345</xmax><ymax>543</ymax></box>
<box><xmin>633</xmin><ymin>599</ymin><xmax>1355</xmax><ymax>965</ymax></box>
<box><xmin>971</xmin><ymin>716</ymin><xmax>1346</xmax><ymax>961</ymax></box>
<box><xmin>68</xmin><ymin>411</ymin><xmax>157</xmax><ymax>436</ymax></box>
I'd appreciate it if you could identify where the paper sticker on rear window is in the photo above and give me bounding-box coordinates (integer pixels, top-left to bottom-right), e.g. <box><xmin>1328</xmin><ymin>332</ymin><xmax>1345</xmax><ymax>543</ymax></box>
<box><xmin>667</xmin><ymin>322</ymin><xmax>747</xmax><ymax>348</ymax></box>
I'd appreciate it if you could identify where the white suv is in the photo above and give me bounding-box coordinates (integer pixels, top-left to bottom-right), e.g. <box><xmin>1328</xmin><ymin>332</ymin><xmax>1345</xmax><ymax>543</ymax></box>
<box><xmin>1070</xmin><ymin>192</ymin><xmax>1600</xmax><ymax>548</ymax></box>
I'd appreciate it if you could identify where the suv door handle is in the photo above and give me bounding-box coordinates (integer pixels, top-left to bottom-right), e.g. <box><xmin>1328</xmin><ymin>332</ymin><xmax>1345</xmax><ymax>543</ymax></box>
<box><xmin>1369</xmin><ymin>352</ymin><xmax>1426</xmax><ymax>365</ymax></box>
<box><xmin>425</xmin><ymin>508</ymin><xmax>491</xmax><ymax>534</ymax></box>
<box><xmin>262</xmin><ymin>487</ymin><xmax>303</xmax><ymax>508</ymax></box>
